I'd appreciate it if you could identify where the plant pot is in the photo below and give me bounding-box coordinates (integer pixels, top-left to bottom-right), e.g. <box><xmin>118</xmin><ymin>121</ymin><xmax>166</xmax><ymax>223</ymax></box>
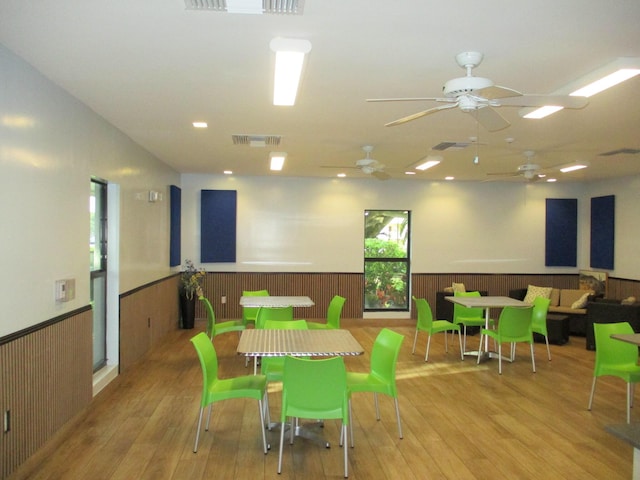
<box><xmin>179</xmin><ymin>294</ymin><xmax>196</xmax><ymax>329</ymax></box>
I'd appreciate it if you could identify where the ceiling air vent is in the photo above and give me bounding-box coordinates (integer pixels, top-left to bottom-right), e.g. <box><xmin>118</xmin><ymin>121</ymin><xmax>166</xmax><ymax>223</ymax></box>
<box><xmin>432</xmin><ymin>141</ymin><xmax>471</xmax><ymax>151</ymax></box>
<box><xmin>184</xmin><ymin>0</ymin><xmax>304</xmax><ymax>15</ymax></box>
<box><xmin>599</xmin><ymin>148</ymin><xmax>640</xmax><ymax>157</ymax></box>
<box><xmin>232</xmin><ymin>134</ymin><xmax>282</xmax><ymax>147</ymax></box>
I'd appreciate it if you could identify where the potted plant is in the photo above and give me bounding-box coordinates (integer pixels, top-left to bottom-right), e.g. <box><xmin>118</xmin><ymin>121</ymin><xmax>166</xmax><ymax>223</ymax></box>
<box><xmin>179</xmin><ymin>259</ymin><xmax>205</xmax><ymax>329</ymax></box>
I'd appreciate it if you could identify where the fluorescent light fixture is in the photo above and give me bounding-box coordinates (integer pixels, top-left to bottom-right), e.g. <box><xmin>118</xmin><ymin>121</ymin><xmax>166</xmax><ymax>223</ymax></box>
<box><xmin>415</xmin><ymin>155</ymin><xmax>442</xmax><ymax>171</ymax></box>
<box><xmin>445</xmin><ymin>176</ymin><xmax>455</xmax><ymax>181</ymax></box>
<box><xmin>223</xmin><ymin>170</ymin><xmax>233</xmax><ymax>175</ymax></box>
<box><xmin>523</xmin><ymin>106</ymin><xmax>564</xmax><ymax>119</ymax></box>
<box><xmin>193</xmin><ymin>122</ymin><xmax>208</xmax><ymax>128</ymax></box>
<box><xmin>570</xmin><ymin>68</ymin><xmax>640</xmax><ymax>97</ymax></box>
<box><xmin>270</xmin><ymin>38</ymin><xmax>312</xmax><ymax>106</ymax></box>
<box><xmin>404</xmin><ymin>171</ymin><xmax>416</xmax><ymax>175</ymax></box>
<box><xmin>560</xmin><ymin>163</ymin><xmax>588</xmax><ymax>173</ymax></box>
<box><xmin>546</xmin><ymin>178</ymin><xmax>557</xmax><ymax>182</ymax></box>
<box><xmin>270</xmin><ymin>152</ymin><xmax>287</xmax><ymax>171</ymax></box>
<box><xmin>337</xmin><ymin>173</ymin><xmax>346</xmax><ymax>178</ymax></box>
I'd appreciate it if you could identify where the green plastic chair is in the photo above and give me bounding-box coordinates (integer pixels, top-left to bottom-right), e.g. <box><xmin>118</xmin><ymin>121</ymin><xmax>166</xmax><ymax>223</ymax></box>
<box><xmin>199</xmin><ymin>295</ymin><xmax>245</xmax><ymax>341</ymax></box>
<box><xmin>278</xmin><ymin>356</ymin><xmax>349</xmax><ymax>477</ymax></box>
<box><xmin>588</xmin><ymin>322</ymin><xmax>640</xmax><ymax>423</ymax></box>
<box><xmin>531</xmin><ymin>297</ymin><xmax>551</xmax><ymax>361</ymax></box>
<box><xmin>307</xmin><ymin>295</ymin><xmax>346</xmax><ymax>330</ymax></box>
<box><xmin>412</xmin><ymin>296</ymin><xmax>463</xmax><ymax>362</ymax></box>
<box><xmin>453</xmin><ymin>291</ymin><xmax>487</xmax><ymax>353</ymax></box>
<box><xmin>189</xmin><ymin>332</ymin><xmax>269</xmax><ymax>454</ymax></box>
<box><xmin>242</xmin><ymin>289</ymin><xmax>269</xmax><ymax>327</ymax></box>
<box><xmin>347</xmin><ymin>328</ymin><xmax>404</xmax><ymax>447</ymax></box>
<box><xmin>477</xmin><ymin>306</ymin><xmax>535</xmax><ymax>374</ymax></box>
<box><xmin>254</xmin><ymin>305</ymin><xmax>294</xmax><ymax>330</ymax></box>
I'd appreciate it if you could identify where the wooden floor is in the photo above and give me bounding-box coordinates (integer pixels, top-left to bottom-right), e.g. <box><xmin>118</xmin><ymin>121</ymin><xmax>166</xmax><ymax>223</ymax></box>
<box><xmin>9</xmin><ymin>318</ymin><xmax>634</xmax><ymax>480</ymax></box>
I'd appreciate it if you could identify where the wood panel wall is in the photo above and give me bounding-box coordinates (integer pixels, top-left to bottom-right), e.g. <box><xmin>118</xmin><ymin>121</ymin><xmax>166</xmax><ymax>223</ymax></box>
<box><xmin>0</xmin><ymin>309</ymin><xmax>93</xmax><ymax>479</ymax></box>
<box><xmin>119</xmin><ymin>275</ymin><xmax>181</xmax><ymax>373</ymax></box>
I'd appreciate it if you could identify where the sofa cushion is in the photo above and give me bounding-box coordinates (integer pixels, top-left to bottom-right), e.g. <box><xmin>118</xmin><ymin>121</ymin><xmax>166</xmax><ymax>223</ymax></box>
<box><xmin>523</xmin><ymin>285</ymin><xmax>553</xmax><ymax>304</ymax></box>
<box><xmin>571</xmin><ymin>291</ymin><xmax>591</xmax><ymax>309</ymax></box>
<box><xmin>559</xmin><ymin>289</ymin><xmax>592</xmax><ymax>308</ymax></box>
<box><xmin>550</xmin><ymin>288</ymin><xmax>561</xmax><ymax>307</ymax></box>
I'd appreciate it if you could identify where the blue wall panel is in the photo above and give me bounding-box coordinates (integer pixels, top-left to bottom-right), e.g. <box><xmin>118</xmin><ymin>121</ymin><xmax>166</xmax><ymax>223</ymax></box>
<box><xmin>201</xmin><ymin>190</ymin><xmax>237</xmax><ymax>263</ymax></box>
<box><xmin>590</xmin><ymin>195</ymin><xmax>615</xmax><ymax>270</ymax></box>
<box><xmin>169</xmin><ymin>185</ymin><xmax>181</xmax><ymax>267</ymax></box>
<box><xmin>545</xmin><ymin>198</ymin><xmax>577</xmax><ymax>267</ymax></box>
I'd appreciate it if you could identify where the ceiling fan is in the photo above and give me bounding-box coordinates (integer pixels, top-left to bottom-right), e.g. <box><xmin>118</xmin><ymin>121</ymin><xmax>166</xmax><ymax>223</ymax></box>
<box><xmin>322</xmin><ymin>145</ymin><xmax>391</xmax><ymax>180</ymax></box>
<box><xmin>367</xmin><ymin>51</ymin><xmax>589</xmax><ymax>132</ymax></box>
<box><xmin>486</xmin><ymin>150</ymin><xmax>545</xmax><ymax>181</ymax></box>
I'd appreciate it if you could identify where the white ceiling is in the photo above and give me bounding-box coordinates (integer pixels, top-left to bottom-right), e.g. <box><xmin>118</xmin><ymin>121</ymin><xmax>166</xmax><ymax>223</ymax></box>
<box><xmin>1</xmin><ymin>0</ymin><xmax>639</xmax><ymax>182</ymax></box>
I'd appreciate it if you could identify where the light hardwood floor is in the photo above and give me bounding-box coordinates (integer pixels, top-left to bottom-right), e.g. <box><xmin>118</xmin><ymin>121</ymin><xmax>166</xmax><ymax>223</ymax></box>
<box><xmin>9</xmin><ymin>318</ymin><xmax>633</xmax><ymax>479</ymax></box>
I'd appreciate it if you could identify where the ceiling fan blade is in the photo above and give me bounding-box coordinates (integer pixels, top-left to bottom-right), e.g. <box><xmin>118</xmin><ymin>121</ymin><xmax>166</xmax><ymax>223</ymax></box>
<box><xmin>320</xmin><ymin>165</ymin><xmax>359</xmax><ymax>169</ymax></box>
<box><xmin>367</xmin><ymin>97</ymin><xmax>452</xmax><ymax>103</ymax></box>
<box><xmin>476</xmin><ymin>85</ymin><xmax>522</xmax><ymax>100</ymax></box>
<box><xmin>498</xmin><ymin>94</ymin><xmax>589</xmax><ymax>109</ymax></box>
<box><xmin>372</xmin><ymin>170</ymin><xmax>391</xmax><ymax>181</ymax></box>
<box><xmin>385</xmin><ymin>103</ymin><xmax>458</xmax><ymax>127</ymax></box>
<box><xmin>473</xmin><ymin>106</ymin><xmax>510</xmax><ymax>132</ymax></box>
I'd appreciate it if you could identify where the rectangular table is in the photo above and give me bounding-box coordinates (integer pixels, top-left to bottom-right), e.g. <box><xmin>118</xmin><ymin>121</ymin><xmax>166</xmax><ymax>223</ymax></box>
<box><xmin>611</xmin><ymin>333</ymin><xmax>640</xmax><ymax>346</ymax></box>
<box><xmin>237</xmin><ymin>328</ymin><xmax>364</xmax><ymax>358</ymax></box>
<box><xmin>445</xmin><ymin>295</ymin><xmax>531</xmax><ymax>359</ymax></box>
<box><xmin>239</xmin><ymin>295</ymin><xmax>315</xmax><ymax>308</ymax></box>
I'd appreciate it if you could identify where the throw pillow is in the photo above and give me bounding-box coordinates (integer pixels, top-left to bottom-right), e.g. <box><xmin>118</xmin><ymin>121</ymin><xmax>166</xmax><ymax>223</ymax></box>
<box><xmin>571</xmin><ymin>292</ymin><xmax>590</xmax><ymax>309</ymax></box>
<box><xmin>452</xmin><ymin>282</ymin><xmax>466</xmax><ymax>293</ymax></box>
<box><xmin>622</xmin><ymin>296</ymin><xmax>637</xmax><ymax>305</ymax></box>
<box><xmin>523</xmin><ymin>285</ymin><xmax>553</xmax><ymax>304</ymax></box>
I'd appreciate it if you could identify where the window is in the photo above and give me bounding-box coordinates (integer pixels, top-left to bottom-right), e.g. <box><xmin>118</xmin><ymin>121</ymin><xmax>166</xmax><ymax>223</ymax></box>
<box><xmin>364</xmin><ymin>210</ymin><xmax>410</xmax><ymax>311</ymax></box>
<box><xmin>90</xmin><ymin>179</ymin><xmax>107</xmax><ymax>372</ymax></box>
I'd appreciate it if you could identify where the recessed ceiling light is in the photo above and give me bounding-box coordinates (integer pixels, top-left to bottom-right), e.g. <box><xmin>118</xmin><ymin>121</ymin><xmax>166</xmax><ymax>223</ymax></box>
<box><xmin>223</xmin><ymin>170</ymin><xmax>233</xmax><ymax>175</ymax></box>
<box><xmin>405</xmin><ymin>171</ymin><xmax>416</xmax><ymax>175</ymax></box>
<box><xmin>445</xmin><ymin>176</ymin><xmax>454</xmax><ymax>181</ymax></box>
<box><xmin>337</xmin><ymin>173</ymin><xmax>346</xmax><ymax>178</ymax></box>
<box><xmin>547</xmin><ymin>178</ymin><xmax>557</xmax><ymax>182</ymax></box>
<box><xmin>193</xmin><ymin>122</ymin><xmax>208</xmax><ymax>128</ymax></box>
<box><xmin>270</xmin><ymin>152</ymin><xmax>287</xmax><ymax>171</ymax></box>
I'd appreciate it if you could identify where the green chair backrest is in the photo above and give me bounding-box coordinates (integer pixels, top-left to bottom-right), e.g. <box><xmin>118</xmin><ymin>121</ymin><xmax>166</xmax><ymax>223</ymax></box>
<box><xmin>326</xmin><ymin>295</ymin><xmax>346</xmax><ymax>329</ymax></box>
<box><xmin>531</xmin><ymin>297</ymin><xmax>551</xmax><ymax>332</ymax></box>
<box><xmin>255</xmin><ymin>306</ymin><xmax>294</xmax><ymax>329</ymax></box>
<box><xmin>190</xmin><ymin>332</ymin><xmax>219</xmax><ymax>406</ymax></box>
<box><xmin>497</xmin><ymin>306</ymin><xmax>534</xmax><ymax>340</ymax></box>
<box><xmin>263</xmin><ymin>319</ymin><xmax>308</xmax><ymax>330</ymax></box>
<box><xmin>199</xmin><ymin>295</ymin><xmax>216</xmax><ymax>339</ymax></box>
<box><xmin>281</xmin><ymin>356</ymin><xmax>348</xmax><ymax>422</ymax></box>
<box><xmin>594</xmin><ymin>322</ymin><xmax>638</xmax><ymax>371</ymax></box>
<box><xmin>453</xmin><ymin>291</ymin><xmax>484</xmax><ymax>321</ymax></box>
<box><xmin>412</xmin><ymin>296</ymin><xmax>433</xmax><ymax>331</ymax></box>
<box><xmin>242</xmin><ymin>289</ymin><xmax>269</xmax><ymax>325</ymax></box>
<box><xmin>369</xmin><ymin>328</ymin><xmax>405</xmax><ymax>396</ymax></box>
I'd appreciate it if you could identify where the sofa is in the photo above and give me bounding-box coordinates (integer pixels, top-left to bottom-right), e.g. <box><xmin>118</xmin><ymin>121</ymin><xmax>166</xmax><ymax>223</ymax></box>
<box><xmin>585</xmin><ymin>299</ymin><xmax>640</xmax><ymax>350</ymax></box>
<box><xmin>509</xmin><ymin>287</ymin><xmax>595</xmax><ymax>336</ymax></box>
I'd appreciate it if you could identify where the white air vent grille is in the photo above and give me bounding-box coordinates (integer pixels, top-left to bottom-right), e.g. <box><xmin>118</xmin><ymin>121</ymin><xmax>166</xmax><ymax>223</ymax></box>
<box><xmin>232</xmin><ymin>134</ymin><xmax>282</xmax><ymax>146</ymax></box>
<box><xmin>432</xmin><ymin>141</ymin><xmax>471</xmax><ymax>151</ymax></box>
<box><xmin>184</xmin><ymin>0</ymin><xmax>304</xmax><ymax>14</ymax></box>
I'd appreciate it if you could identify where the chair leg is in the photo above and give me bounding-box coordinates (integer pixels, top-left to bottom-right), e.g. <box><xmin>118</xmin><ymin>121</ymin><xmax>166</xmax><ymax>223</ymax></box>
<box><xmin>628</xmin><ymin>383</ymin><xmax>632</xmax><ymax>424</ymax></box>
<box><xmin>348</xmin><ymin>399</ymin><xmax>354</xmax><ymax>448</ymax></box>
<box><xmin>425</xmin><ymin>334</ymin><xmax>431</xmax><ymax>362</ymax></box>
<box><xmin>529</xmin><ymin>343</ymin><xmax>536</xmax><ymax>373</ymax></box>
<box><xmin>374</xmin><ymin>393</ymin><xmax>381</xmax><ymax>421</ymax></box>
<box><xmin>343</xmin><ymin>424</ymin><xmax>349</xmax><ymax>478</ymax></box>
<box><xmin>462</xmin><ymin>325</ymin><xmax>468</xmax><ymax>353</ymax></box>
<box><xmin>394</xmin><ymin>397</ymin><xmax>403</xmax><ymax>439</ymax></box>
<box><xmin>498</xmin><ymin>343</ymin><xmax>502</xmax><ymax>374</ymax></box>
<box><xmin>193</xmin><ymin>407</ymin><xmax>205</xmax><ymax>453</ymax></box>
<box><xmin>411</xmin><ymin>329</ymin><xmax>419</xmax><ymax>354</ymax></box>
<box><xmin>544</xmin><ymin>336</ymin><xmax>551</xmax><ymax>361</ymax></box>
<box><xmin>477</xmin><ymin>333</ymin><xmax>484</xmax><ymax>365</ymax></box>
<box><xmin>258</xmin><ymin>397</ymin><xmax>268</xmax><ymax>454</ymax></box>
<box><xmin>457</xmin><ymin>330</ymin><xmax>464</xmax><ymax>360</ymax></box>
<box><xmin>444</xmin><ymin>331</ymin><xmax>449</xmax><ymax>353</ymax></box>
<box><xmin>277</xmin><ymin>416</ymin><xmax>286</xmax><ymax>474</ymax></box>
<box><xmin>588</xmin><ymin>377</ymin><xmax>597</xmax><ymax>411</ymax></box>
